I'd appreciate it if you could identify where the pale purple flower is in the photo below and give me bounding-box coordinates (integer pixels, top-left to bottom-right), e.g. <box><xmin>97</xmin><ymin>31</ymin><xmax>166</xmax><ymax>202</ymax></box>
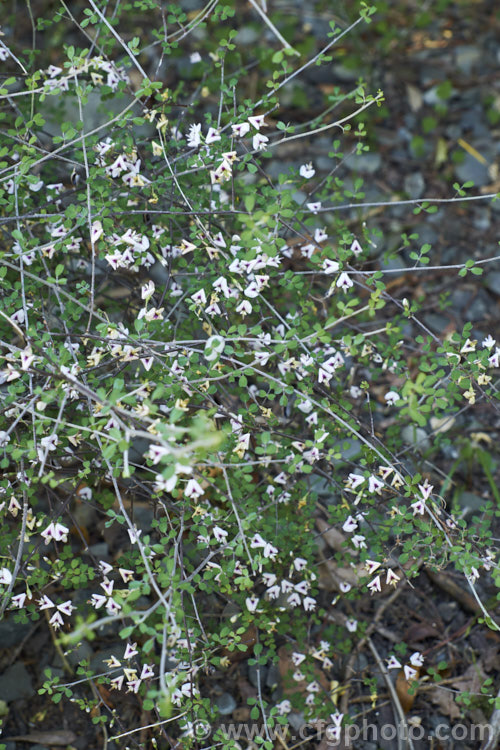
<box><xmin>248</xmin><ymin>114</ymin><xmax>266</xmax><ymax>130</ymax></box>
<box><xmin>232</xmin><ymin>122</ymin><xmax>250</xmax><ymax>138</ymax></box>
<box><xmin>336</xmin><ymin>272</ymin><xmax>353</xmax><ymax>292</ymax></box>
<box><xmin>252</xmin><ymin>133</ymin><xmax>268</xmax><ymax>151</ymax></box>
<box><xmin>299</xmin><ymin>163</ymin><xmax>315</xmax><ymax>179</ymax></box>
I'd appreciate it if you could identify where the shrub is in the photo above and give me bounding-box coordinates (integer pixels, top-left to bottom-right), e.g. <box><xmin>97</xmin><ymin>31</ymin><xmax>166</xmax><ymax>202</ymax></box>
<box><xmin>0</xmin><ymin>1</ymin><xmax>498</xmax><ymax>746</ymax></box>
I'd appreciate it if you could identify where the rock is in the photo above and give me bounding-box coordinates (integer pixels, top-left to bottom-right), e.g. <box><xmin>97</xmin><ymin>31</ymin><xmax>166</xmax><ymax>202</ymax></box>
<box><xmin>266</xmin><ymin>663</ymin><xmax>280</xmax><ymax>690</ymax></box>
<box><xmin>215</xmin><ymin>692</ymin><xmax>236</xmax><ymax>715</ymax></box>
<box><xmin>403</xmin><ymin>172</ymin><xmax>425</xmax><ymax>199</ymax></box>
<box><xmin>65</xmin><ymin>640</ymin><xmax>93</xmax><ymax>669</ymax></box>
<box><xmin>248</xmin><ymin>662</ymin><xmax>268</xmax><ymax>689</ymax></box>
<box><xmin>454</xmin><ymin>45</ymin><xmax>481</xmax><ymax>74</ymax></box>
<box><xmin>457</xmin><ymin>491</ymin><xmax>487</xmax><ymax>518</ymax></box>
<box><xmin>437</xmin><ymin>601</ymin><xmax>458</xmax><ymax>624</ymax></box>
<box><xmin>454</xmin><ymin>152</ymin><xmax>491</xmax><ymax>187</ymax></box>
<box><xmin>401</xmin><ymin>425</ymin><xmax>430</xmax><ymax>453</ymax></box>
<box><xmin>485</xmin><ymin>271</ymin><xmax>500</xmax><ymax>296</ymax></box>
<box><xmin>422</xmin><ymin>313</ymin><xmax>450</xmax><ymax>335</ymax></box>
<box><xmin>0</xmin><ymin>617</ymin><xmax>32</xmax><ymax>648</ymax></box>
<box><xmin>344</xmin><ymin>152</ymin><xmax>382</xmax><ymax>175</ymax></box>
<box><xmin>0</xmin><ymin>662</ymin><xmax>35</xmax><ymax>702</ymax></box>
<box><xmin>288</xmin><ymin>711</ymin><xmax>306</xmax><ymax>731</ymax></box>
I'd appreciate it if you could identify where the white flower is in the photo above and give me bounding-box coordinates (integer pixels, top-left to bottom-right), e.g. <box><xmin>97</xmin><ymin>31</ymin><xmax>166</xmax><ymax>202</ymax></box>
<box><xmin>292</xmin><ymin>652</ymin><xmax>306</xmax><ymax>666</ymax></box>
<box><xmin>124</xmin><ymin>642</ymin><xmax>139</xmax><ymax>659</ymax></box>
<box><xmin>367</xmin><ymin>575</ymin><xmax>381</xmax><ymax>594</ymax></box>
<box><xmin>293</xmin><ymin>557</ymin><xmax>308</xmax><ymax>571</ymax></box>
<box><xmin>39</xmin><ymin>595</ymin><xmax>55</xmax><ymax>610</ymax></box>
<box><xmin>411</xmin><ymin>498</ymin><xmax>426</xmax><ymax>515</ymax></box>
<box><xmin>410</xmin><ymin>652</ymin><xmax>424</xmax><ymax>667</ymax></box>
<box><xmin>91</xmin><ymin>220</ymin><xmax>103</xmax><ymax>243</ymax></box>
<box><xmin>350</xmin><ymin>239</ymin><xmax>363</xmax><ymax>255</ymax></box>
<box><xmin>368</xmin><ymin>475</ymin><xmax>384</xmax><ymax>494</ymax></box>
<box><xmin>57</xmin><ymin>600</ymin><xmax>75</xmax><ymax>616</ymax></box>
<box><xmin>11</xmin><ymin>593</ymin><xmax>26</xmax><ymax>608</ymax></box>
<box><xmin>276</xmin><ymin>699</ymin><xmax>292</xmax><ymax>715</ymax></box>
<box><xmin>252</xmin><ymin>133</ymin><xmax>269</xmax><ymax>151</ymax></box>
<box><xmin>184</xmin><ymin>479</ymin><xmax>204</xmax><ymax>499</ymax></box>
<box><xmin>365</xmin><ymin>560</ymin><xmax>381</xmax><ymax>575</ymax></box>
<box><xmin>384</xmin><ymin>391</ymin><xmax>400</xmax><ymax>406</ymax></box>
<box><xmin>41</xmin><ymin>521</ymin><xmax>69</xmax><ymax>544</ymax></box>
<box><xmin>191</xmin><ymin>289</ymin><xmax>207</xmax><ymax>306</ymax></box>
<box><xmin>246</xmin><ymin>594</ymin><xmax>260</xmax><ymax>612</ymax></box>
<box><xmin>351</xmin><ymin>534</ymin><xmax>367</xmax><ymax>549</ymax></box>
<box><xmin>339</xmin><ymin>582</ymin><xmax>352</xmax><ymax>593</ymax></box>
<box><xmin>49</xmin><ymin>611</ymin><xmax>64</xmax><ymax>630</ymax></box>
<box><xmin>307</xmin><ymin>202</ymin><xmax>321</xmax><ymax>214</ymax></box>
<box><xmin>127</xmin><ymin>526</ymin><xmax>142</xmax><ymax>544</ymax></box>
<box><xmin>213</xmin><ymin>526</ymin><xmax>228</xmax><ymax>543</ymax></box>
<box><xmin>385</xmin><ymin>569</ymin><xmax>400</xmax><ymax>586</ymax></box>
<box><xmin>336</xmin><ymin>272</ymin><xmax>353</xmax><ymax>292</ymax></box>
<box><xmin>206</xmin><ymin>127</ymin><xmax>220</xmax><ymax>144</ymax></box>
<box><xmin>345</xmin><ymin>618</ymin><xmax>358</xmax><ymax>632</ymax></box>
<box><xmin>232</xmin><ymin>122</ymin><xmax>251</xmax><ymax>137</ymax></box>
<box><xmin>386</xmin><ymin>655</ymin><xmax>401</xmax><ymax>669</ymax></box>
<box><xmin>287</xmin><ymin>592</ymin><xmax>301</xmax><ymax>607</ymax></box>
<box><xmin>190</xmin><ymin>52</ymin><xmax>202</xmax><ymax>63</ymax></box>
<box><xmin>314</xmin><ymin>228</ymin><xmax>327</xmax><ymax>243</ymax></box>
<box><xmin>347</xmin><ymin>473</ymin><xmax>365</xmax><ymax>489</ymax></box>
<box><xmin>0</xmin><ymin>567</ymin><xmax>12</xmax><ymax>585</ymax></box>
<box><xmin>323</xmin><ymin>259</ymin><xmax>340</xmax><ymax>274</ymax></box>
<box><xmin>40</xmin><ymin>434</ymin><xmax>58</xmax><ymax>451</ymax></box>
<box><xmin>342</xmin><ymin>516</ymin><xmax>358</xmax><ymax>533</ymax></box>
<box><xmin>404</xmin><ymin>665</ymin><xmax>418</xmax><ymax>680</ymax></box>
<box><xmin>248</xmin><ymin>114</ymin><xmax>266</xmax><ymax>130</ymax></box>
<box><xmin>300</xmin><ymin>163</ymin><xmax>315</xmax><ymax>179</ymax></box>
<box><xmin>482</xmin><ymin>334</ymin><xmax>496</xmax><ymax>350</ymax></box>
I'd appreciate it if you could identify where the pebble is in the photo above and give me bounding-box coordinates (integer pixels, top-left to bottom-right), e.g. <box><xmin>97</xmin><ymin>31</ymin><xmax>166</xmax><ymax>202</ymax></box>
<box><xmin>215</xmin><ymin>692</ymin><xmax>236</xmax><ymax>715</ymax></box>
<box><xmin>0</xmin><ymin>618</ymin><xmax>32</xmax><ymax>648</ymax></box>
<box><xmin>401</xmin><ymin>425</ymin><xmax>430</xmax><ymax>452</ymax></box>
<box><xmin>248</xmin><ymin>662</ymin><xmax>268</xmax><ymax>689</ymax></box>
<box><xmin>457</xmin><ymin>491</ymin><xmax>486</xmax><ymax>518</ymax></box>
<box><xmin>403</xmin><ymin>171</ymin><xmax>425</xmax><ymax>199</ymax></box>
<box><xmin>454</xmin><ymin>45</ymin><xmax>482</xmax><ymax>75</ymax></box>
<box><xmin>454</xmin><ymin>152</ymin><xmax>491</xmax><ymax>187</ymax></box>
<box><xmin>0</xmin><ymin>663</ymin><xmax>34</xmax><ymax>702</ymax></box>
<box><xmin>484</xmin><ymin>271</ymin><xmax>500</xmax><ymax>296</ymax></box>
<box><xmin>344</xmin><ymin>152</ymin><xmax>382</xmax><ymax>175</ymax></box>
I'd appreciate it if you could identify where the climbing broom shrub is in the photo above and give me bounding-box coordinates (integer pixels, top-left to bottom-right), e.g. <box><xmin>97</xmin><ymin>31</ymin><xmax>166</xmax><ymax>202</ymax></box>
<box><xmin>0</xmin><ymin>0</ymin><xmax>499</xmax><ymax>746</ymax></box>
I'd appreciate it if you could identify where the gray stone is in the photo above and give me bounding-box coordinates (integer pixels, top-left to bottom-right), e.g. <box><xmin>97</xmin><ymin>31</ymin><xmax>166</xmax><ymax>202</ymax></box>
<box><xmin>437</xmin><ymin>601</ymin><xmax>458</xmax><ymax>624</ymax></box>
<box><xmin>472</xmin><ymin>208</ymin><xmax>491</xmax><ymax>231</ymax></box>
<box><xmin>403</xmin><ymin>171</ymin><xmax>425</xmax><ymax>199</ymax></box>
<box><xmin>248</xmin><ymin>662</ymin><xmax>268</xmax><ymax>689</ymax></box>
<box><xmin>401</xmin><ymin>425</ymin><xmax>430</xmax><ymax>452</ymax></box>
<box><xmin>65</xmin><ymin>640</ymin><xmax>93</xmax><ymax>669</ymax></box>
<box><xmin>266</xmin><ymin>663</ymin><xmax>280</xmax><ymax>690</ymax></box>
<box><xmin>288</xmin><ymin>711</ymin><xmax>306</xmax><ymax>731</ymax></box>
<box><xmin>0</xmin><ymin>617</ymin><xmax>32</xmax><ymax>648</ymax></box>
<box><xmin>0</xmin><ymin>662</ymin><xmax>34</xmax><ymax>702</ymax></box>
<box><xmin>457</xmin><ymin>491</ymin><xmax>487</xmax><ymax>518</ymax></box>
<box><xmin>455</xmin><ymin>45</ymin><xmax>482</xmax><ymax>74</ymax></box>
<box><xmin>454</xmin><ymin>153</ymin><xmax>491</xmax><ymax>187</ymax></box>
<box><xmin>344</xmin><ymin>152</ymin><xmax>382</xmax><ymax>175</ymax></box>
<box><xmin>236</xmin><ymin>27</ymin><xmax>260</xmax><ymax>45</ymax></box>
<box><xmin>422</xmin><ymin>312</ymin><xmax>450</xmax><ymax>335</ymax></box>
<box><xmin>485</xmin><ymin>271</ymin><xmax>500</xmax><ymax>296</ymax></box>
<box><xmin>215</xmin><ymin>692</ymin><xmax>236</xmax><ymax>715</ymax></box>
